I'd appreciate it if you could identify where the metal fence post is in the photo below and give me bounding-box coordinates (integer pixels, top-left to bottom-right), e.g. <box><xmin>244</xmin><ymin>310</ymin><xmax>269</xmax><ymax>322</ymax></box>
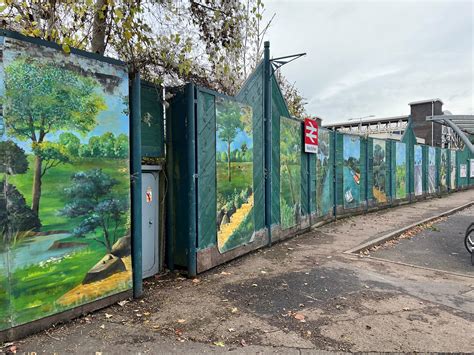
<box><xmin>130</xmin><ymin>71</ymin><xmax>143</xmax><ymax>298</ymax></box>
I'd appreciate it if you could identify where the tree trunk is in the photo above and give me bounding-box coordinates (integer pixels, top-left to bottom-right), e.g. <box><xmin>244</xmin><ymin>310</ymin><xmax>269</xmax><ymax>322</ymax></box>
<box><xmin>31</xmin><ymin>155</ymin><xmax>42</xmax><ymax>216</ymax></box>
<box><xmin>285</xmin><ymin>163</ymin><xmax>296</xmax><ymax>206</ymax></box>
<box><xmin>227</xmin><ymin>141</ymin><xmax>231</xmax><ymax>182</ymax></box>
<box><xmin>91</xmin><ymin>0</ymin><xmax>108</xmax><ymax>55</ymax></box>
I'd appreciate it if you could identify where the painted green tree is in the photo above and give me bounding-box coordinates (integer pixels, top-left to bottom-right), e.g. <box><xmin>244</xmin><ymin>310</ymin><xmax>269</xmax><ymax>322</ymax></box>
<box><xmin>217</xmin><ymin>101</ymin><xmax>244</xmax><ymax>181</ymax></box>
<box><xmin>60</xmin><ymin>169</ymin><xmax>128</xmax><ymax>253</ymax></box>
<box><xmin>3</xmin><ymin>58</ymin><xmax>106</xmax><ymax>215</ymax></box>
<box><xmin>280</xmin><ymin>120</ymin><xmax>301</xmax><ymax>206</ymax></box>
<box><xmin>59</xmin><ymin>132</ymin><xmax>81</xmax><ymax>157</ymax></box>
<box><xmin>0</xmin><ymin>141</ymin><xmax>41</xmax><ymax>247</ymax></box>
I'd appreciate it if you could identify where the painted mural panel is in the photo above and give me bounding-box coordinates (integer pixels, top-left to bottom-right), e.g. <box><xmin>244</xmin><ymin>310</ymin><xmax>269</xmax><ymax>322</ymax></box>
<box><xmin>450</xmin><ymin>150</ymin><xmax>456</xmax><ymax>189</ymax></box>
<box><xmin>428</xmin><ymin>147</ymin><xmax>436</xmax><ymax>193</ymax></box>
<box><xmin>316</xmin><ymin>128</ymin><xmax>332</xmax><ymax>216</ymax></box>
<box><xmin>372</xmin><ymin>139</ymin><xmax>387</xmax><ymax>203</ymax></box>
<box><xmin>395</xmin><ymin>142</ymin><xmax>407</xmax><ymax>199</ymax></box>
<box><xmin>343</xmin><ymin>135</ymin><xmax>361</xmax><ymax>209</ymax></box>
<box><xmin>440</xmin><ymin>149</ymin><xmax>448</xmax><ymax>191</ymax></box>
<box><xmin>280</xmin><ymin>117</ymin><xmax>301</xmax><ymax>229</ymax></box>
<box><xmin>216</xmin><ymin>98</ymin><xmax>254</xmax><ymax>253</ymax></box>
<box><xmin>0</xmin><ymin>37</ymin><xmax>131</xmax><ymax>329</ymax></box>
<box><xmin>414</xmin><ymin>145</ymin><xmax>423</xmax><ymax>196</ymax></box>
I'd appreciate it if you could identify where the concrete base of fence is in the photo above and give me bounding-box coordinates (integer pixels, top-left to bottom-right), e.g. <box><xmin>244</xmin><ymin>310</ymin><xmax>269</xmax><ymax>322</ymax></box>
<box><xmin>197</xmin><ymin>229</ymin><xmax>268</xmax><ymax>274</ymax></box>
<box><xmin>0</xmin><ymin>289</ymin><xmax>133</xmax><ymax>343</ymax></box>
<box><xmin>309</xmin><ymin>212</ymin><xmax>335</xmax><ymax>228</ymax></box>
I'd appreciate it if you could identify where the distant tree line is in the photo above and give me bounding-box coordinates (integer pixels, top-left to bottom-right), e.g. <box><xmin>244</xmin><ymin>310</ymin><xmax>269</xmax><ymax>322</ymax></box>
<box><xmin>217</xmin><ymin>144</ymin><xmax>253</xmax><ymax>164</ymax></box>
<box><xmin>59</xmin><ymin>132</ymin><xmax>129</xmax><ymax>159</ymax></box>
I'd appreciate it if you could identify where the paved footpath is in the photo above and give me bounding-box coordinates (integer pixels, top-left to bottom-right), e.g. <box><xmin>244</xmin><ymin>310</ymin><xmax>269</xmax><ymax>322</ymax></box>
<box><xmin>6</xmin><ymin>190</ymin><xmax>474</xmax><ymax>354</ymax></box>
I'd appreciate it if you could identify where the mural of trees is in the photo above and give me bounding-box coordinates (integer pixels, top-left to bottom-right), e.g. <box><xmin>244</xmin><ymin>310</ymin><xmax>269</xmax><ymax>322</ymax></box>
<box><xmin>280</xmin><ymin>117</ymin><xmax>301</xmax><ymax>229</ymax></box>
<box><xmin>316</xmin><ymin>129</ymin><xmax>332</xmax><ymax>216</ymax></box>
<box><xmin>0</xmin><ymin>141</ymin><xmax>41</xmax><ymax>248</ymax></box>
<box><xmin>216</xmin><ymin>98</ymin><xmax>254</xmax><ymax>252</ymax></box>
<box><xmin>343</xmin><ymin>135</ymin><xmax>361</xmax><ymax>208</ymax></box>
<box><xmin>60</xmin><ymin>169</ymin><xmax>128</xmax><ymax>253</ymax></box>
<box><xmin>395</xmin><ymin>142</ymin><xmax>407</xmax><ymax>199</ymax></box>
<box><xmin>0</xmin><ymin>38</ymin><xmax>131</xmax><ymax>331</ymax></box>
<box><xmin>373</xmin><ymin>139</ymin><xmax>387</xmax><ymax>203</ymax></box>
<box><xmin>3</xmin><ymin>58</ymin><xmax>106</xmax><ymax>215</ymax></box>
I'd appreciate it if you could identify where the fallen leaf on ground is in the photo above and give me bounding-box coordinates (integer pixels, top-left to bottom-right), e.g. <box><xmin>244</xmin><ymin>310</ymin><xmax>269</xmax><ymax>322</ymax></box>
<box><xmin>231</xmin><ymin>307</ymin><xmax>238</xmax><ymax>313</ymax></box>
<box><xmin>192</xmin><ymin>278</ymin><xmax>201</xmax><ymax>283</ymax></box>
<box><xmin>143</xmin><ymin>312</ymin><xmax>150</xmax><ymax>316</ymax></box>
<box><xmin>240</xmin><ymin>339</ymin><xmax>247</xmax><ymax>347</ymax></box>
<box><xmin>260</xmin><ymin>270</ymin><xmax>267</xmax><ymax>274</ymax></box>
<box><xmin>105</xmin><ymin>313</ymin><xmax>113</xmax><ymax>319</ymax></box>
<box><xmin>177</xmin><ymin>319</ymin><xmax>186</xmax><ymax>323</ymax></box>
<box><xmin>117</xmin><ymin>300</ymin><xmax>129</xmax><ymax>307</ymax></box>
<box><xmin>220</xmin><ymin>271</ymin><xmax>231</xmax><ymax>275</ymax></box>
<box><xmin>252</xmin><ymin>283</ymin><xmax>258</xmax><ymax>287</ymax></box>
<box><xmin>213</xmin><ymin>341</ymin><xmax>225</xmax><ymax>347</ymax></box>
<box><xmin>228</xmin><ymin>328</ymin><xmax>235</xmax><ymax>332</ymax></box>
<box><xmin>100</xmin><ymin>324</ymin><xmax>105</xmax><ymax>329</ymax></box>
<box><xmin>294</xmin><ymin>313</ymin><xmax>306</xmax><ymax>322</ymax></box>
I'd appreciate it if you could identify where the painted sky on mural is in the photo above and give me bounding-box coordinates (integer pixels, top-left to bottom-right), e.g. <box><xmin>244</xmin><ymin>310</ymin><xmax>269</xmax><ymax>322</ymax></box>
<box><xmin>263</xmin><ymin>1</ymin><xmax>473</xmax><ymax>123</ymax></box>
<box><xmin>0</xmin><ymin>38</ymin><xmax>129</xmax><ymax>152</ymax></box>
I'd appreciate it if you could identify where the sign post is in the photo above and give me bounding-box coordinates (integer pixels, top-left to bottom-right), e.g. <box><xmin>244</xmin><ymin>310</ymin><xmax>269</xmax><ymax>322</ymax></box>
<box><xmin>304</xmin><ymin>118</ymin><xmax>318</xmax><ymax>153</ymax></box>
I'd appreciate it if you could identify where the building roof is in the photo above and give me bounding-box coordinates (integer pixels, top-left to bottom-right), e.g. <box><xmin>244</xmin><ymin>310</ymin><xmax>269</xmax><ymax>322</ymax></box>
<box><xmin>322</xmin><ymin>115</ymin><xmax>409</xmax><ymax>128</ymax></box>
<box><xmin>408</xmin><ymin>98</ymin><xmax>444</xmax><ymax>106</ymax></box>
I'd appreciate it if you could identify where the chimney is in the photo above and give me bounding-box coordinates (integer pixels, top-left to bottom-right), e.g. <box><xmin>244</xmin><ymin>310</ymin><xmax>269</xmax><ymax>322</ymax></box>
<box><xmin>408</xmin><ymin>99</ymin><xmax>443</xmax><ymax>147</ymax></box>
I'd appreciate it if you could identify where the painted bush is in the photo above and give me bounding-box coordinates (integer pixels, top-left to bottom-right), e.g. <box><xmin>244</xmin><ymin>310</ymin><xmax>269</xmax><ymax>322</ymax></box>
<box><xmin>0</xmin><ymin>36</ymin><xmax>131</xmax><ymax>329</ymax></box>
<box><xmin>280</xmin><ymin>117</ymin><xmax>301</xmax><ymax>229</ymax></box>
<box><xmin>316</xmin><ymin>128</ymin><xmax>332</xmax><ymax>216</ymax></box>
<box><xmin>372</xmin><ymin>139</ymin><xmax>387</xmax><ymax>203</ymax></box>
<box><xmin>440</xmin><ymin>149</ymin><xmax>448</xmax><ymax>191</ymax></box>
<box><xmin>428</xmin><ymin>147</ymin><xmax>436</xmax><ymax>193</ymax></box>
<box><xmin>216</xmin><ymin>98</ymin><xmax>254</xmax><ymax>253</ymax></box>
<box><xmin>395</xmin><ymin>142</ymin><xmax>407</xmax><ymax>199</ymax></box>
<box><xmin>343</xmin><ymin>135</ymin><xmax>361</xmax><ymax>209</ymax></box>
<box><xmin>414</xmin><ymin>145</ymin><xmax>423</xmax><ymax>196</ymax></box>
<box><xmin>450</xmin><ymin>150</ymin><xmax>456</xmax><ymax>189</ymax></box>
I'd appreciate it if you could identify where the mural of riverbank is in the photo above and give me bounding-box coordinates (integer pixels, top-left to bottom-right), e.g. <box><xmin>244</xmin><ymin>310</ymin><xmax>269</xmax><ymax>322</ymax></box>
<box><xmin>0</xmin><ymin>37</ymin><xmax>131</xmax><ymax>329</ymax></box>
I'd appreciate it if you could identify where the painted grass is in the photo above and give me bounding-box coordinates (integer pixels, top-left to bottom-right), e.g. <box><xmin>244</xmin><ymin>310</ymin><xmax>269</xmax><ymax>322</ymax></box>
<box><xmin>221</xmin><ymin>206</ymin><xmax>254</xmax><ymax>251</ymax></box>
<box><xmin>8</xmin><ymin>245</ymin><xmax>107</xmax><ymax>326</ymax></box>
<box><xmin>7</xmin><ymin>157</ymin><xmax>130</xmax><ymax>232</ymax></box>
<box><xmin>396</xmin><ymin>166</ymin><xmax>407</xmax><ymax>199</ymax></box>
<box><xmin>218</xmin><ymin>195</ymin><xmax>254</xmax><ymax>250</ymax></box>
<box><xmin>0</xmin><ymin>273</ymin><xmax>9</xmax><ymax>330</ymax></box>
<box><xmin>217</xmin><ymin>162</ymin><xmax>253</xmax><ymax>202</ymax></box>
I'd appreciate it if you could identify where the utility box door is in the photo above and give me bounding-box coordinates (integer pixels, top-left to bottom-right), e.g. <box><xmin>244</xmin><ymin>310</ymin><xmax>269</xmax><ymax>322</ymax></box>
<box><xmin>142</xmin><ymin>171</ymin><xmax>160</xmax><ymax>278</ymax></box>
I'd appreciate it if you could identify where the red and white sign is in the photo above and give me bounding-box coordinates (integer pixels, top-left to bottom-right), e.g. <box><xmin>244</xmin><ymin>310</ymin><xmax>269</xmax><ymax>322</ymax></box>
<box><xmin>304</xmin><ymin>118</ymin><xmax>318</xmax><ymax>153</ymax></box>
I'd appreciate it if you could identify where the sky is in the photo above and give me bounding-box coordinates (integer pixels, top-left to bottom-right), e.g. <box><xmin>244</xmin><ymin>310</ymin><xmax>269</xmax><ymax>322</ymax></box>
<box><xmin>263</xmin><ymin>0</ymin><xmax>473</xmax><ymax>124</ymax></box>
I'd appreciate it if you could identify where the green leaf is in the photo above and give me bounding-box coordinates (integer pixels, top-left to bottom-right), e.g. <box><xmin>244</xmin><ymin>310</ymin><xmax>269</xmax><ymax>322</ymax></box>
<box><xmin>115</xmin><ymin>8</ymin><xmax>124</xmax><ymax>19</ymax></box>
<box><xmin>62</xmin><ymin>43</ymin><xmax>71</xmax><ymax>54</ymax></box>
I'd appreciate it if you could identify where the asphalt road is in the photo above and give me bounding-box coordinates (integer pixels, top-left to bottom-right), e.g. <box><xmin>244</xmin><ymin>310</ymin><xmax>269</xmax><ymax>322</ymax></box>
<box><xmin>371</xmin><ymin>206</ymin><xmax>474</xmax><ymax>276</ymax></box>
